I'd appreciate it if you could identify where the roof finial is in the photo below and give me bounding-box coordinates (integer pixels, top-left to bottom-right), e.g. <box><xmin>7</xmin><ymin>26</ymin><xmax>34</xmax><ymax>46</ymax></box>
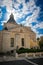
<box><xmin>7</xmin><ymin>13</ymin><xmax>17</xmax><ymax>24</ymax></box>
<box><xmin>10</xmin><ymin>13</ymin><xmax>14</xmax><ymax>18</ymax></box>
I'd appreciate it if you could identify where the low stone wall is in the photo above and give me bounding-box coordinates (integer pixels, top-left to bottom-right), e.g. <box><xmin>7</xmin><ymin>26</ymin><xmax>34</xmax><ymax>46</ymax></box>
<box><xmin>0</xmin><ymin>52</ymin><xmax>43</xmax><ymax>62</ymax></box>
<box><xmin>17</xmin><ymin>53</ymin><xmax>25</xmax><ymax>57</ymax></box>
<box><xmin>16</xmin><ymin>52</ymin><xmax>43</xmax><ymax>58</ymax></box>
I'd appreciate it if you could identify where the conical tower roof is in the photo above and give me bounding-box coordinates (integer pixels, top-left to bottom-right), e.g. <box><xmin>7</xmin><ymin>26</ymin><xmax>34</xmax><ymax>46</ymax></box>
<box><xmin>7</xmin><ymin>13</ymin><xmax>17</xmax><ymax>24</ymax></box>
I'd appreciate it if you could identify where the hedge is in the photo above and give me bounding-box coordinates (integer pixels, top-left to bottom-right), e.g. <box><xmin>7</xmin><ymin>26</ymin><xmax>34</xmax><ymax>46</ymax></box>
<box><xmin>16</xmin><ymin>47</ymin><xmax>43</xmax><ymax>54</ymax></box>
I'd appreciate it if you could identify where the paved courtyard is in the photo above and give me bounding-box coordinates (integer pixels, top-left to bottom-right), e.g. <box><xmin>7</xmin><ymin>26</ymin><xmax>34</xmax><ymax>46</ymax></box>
<box><xmin>28</xmin><ymin>58</ymin><xmax>43</xmax><ymax>65</ymax></box>
<box><xmin>0</xmin><ymin>57</ymin><xmax>43</xmax><ymax>65</ymax></box>
<box><xmin>0</xmin><ymin>60</ymin><xmax>33</xmax><ymax>65</ymax></box>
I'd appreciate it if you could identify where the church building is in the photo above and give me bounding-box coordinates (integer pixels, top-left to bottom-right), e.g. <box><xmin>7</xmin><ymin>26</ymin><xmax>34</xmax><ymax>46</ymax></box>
<box><xmin>0</xmin><ymin>14</ymin><xmax>38</xmax><ymax>53</ymax></box>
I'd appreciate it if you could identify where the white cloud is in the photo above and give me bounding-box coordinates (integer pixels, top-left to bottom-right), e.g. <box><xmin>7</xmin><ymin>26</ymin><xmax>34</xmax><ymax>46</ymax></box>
<box><xmin>0</xmin><ymin>0</ymin><xmax>40</xmax><ymax>21</ymax></box>
<box><xmin>17</xmin><ymin>0</ymin><xmax>25</xmax><ymax>3</ymax></box>
<box><xmin>0</xmin><ymin>0</ymin><xmax>4</xmax><ymax>6</ymax></box>
<box><xmin>12</xmin><ymin>2</ymin><xmax>20</xmax><ymax>9</ymax></box>
<box><xmin>25</xmin><ymin>6</ymin><xmax>40</xmax><ymax>24</ymax></box>
<box><xmin>15</xmin><ymin>0</ymin><xmax>40</xmax><ymax>23</ymax></box>
<box><xmin>3</xmin><ymin>0</ymin><xmax>12</xmax><ymax>13</ymax></box>
<box><xmin>0</xmin><ymin>12</ymin><xmax>2</xmax><ymax>18</ymax></box>
<box><xmin>0</xmin><ymin>0</ymin><xmax>13</xmax><ymax>20</ymax></box>
<box><xmin>38</xmin><ymin>22</ymin><xmax>43</xmax><ymax>28</ymax></box>
<box><xmin>0</xmin><ymin>9</ymin><xmax>2</xmax><ymax>18</ymax></box>
<box><xmin>37</xmin><ymin>34</ymin><xmax>43</xmax><ymax>38</ymax></box>
<box><xmin>11</xmin><ymin>0</ymin><xmax>40</xmax><ymax>25</ymax></box>
<box><xmin>1</xmin><ymin>20</ymin><xmax>7</xmax><ymax>25</ymax></box>
<box><xmin>33</xmin><ymin>22</ymin><xmax>43</xmax><ymax>29</ymax></box>
<box><xmin>0</xmin><ymin>0</ymin><xmax>40</xmax><ymax>23</ymax></box>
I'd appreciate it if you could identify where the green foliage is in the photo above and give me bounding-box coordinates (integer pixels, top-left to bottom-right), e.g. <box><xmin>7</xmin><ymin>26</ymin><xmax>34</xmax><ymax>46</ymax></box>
<box><xmin>6</xmin><ymin>51</ymin><xmax>11</xmax><ymax>55</ymax></box>
<box><xmin>16</xmin><ymin>47</ymin><xmax>43</xmax><ymax>54</ymax></box>
<box><xmin>39</xmin><ymin>41</ymin><xmax>43</xmax><ymax>49</ymax></box>
<box><xmin>37</xmin><ymin>37</ymin><xmax>43</xmax><ymax>49</ymax></box>
<box><xmin>37</xmin><ymin>38</ymin><xmax>40</xmax><ymax>41</ymax></box>
<box><xmin>16</xmin><ymin>47</ymin><xmax>26</xmax><ymax>54</ymax></box>
<box><xmin>0</xmin><ymin>52</ymin><xmax>5</xmax><ymax>56</ymax></box>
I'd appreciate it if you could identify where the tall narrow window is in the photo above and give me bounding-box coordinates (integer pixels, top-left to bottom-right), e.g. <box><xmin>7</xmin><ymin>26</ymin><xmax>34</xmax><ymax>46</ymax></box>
<box><xmin>11</xmin><ymin>38</ymin><xmax>14</xmax><ymax>47</ymax></box>
<box><xmin>22</xmin><ymin>38</ymin><xmax>24</xmax><ymax>46</ymax></box>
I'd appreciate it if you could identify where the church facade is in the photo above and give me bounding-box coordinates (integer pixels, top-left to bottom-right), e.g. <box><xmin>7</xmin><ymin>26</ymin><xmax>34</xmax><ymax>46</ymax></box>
<box><xmin>0</xmin><ymin>14</ymin><xmax>38</xmax><ymax>53</ymax></box>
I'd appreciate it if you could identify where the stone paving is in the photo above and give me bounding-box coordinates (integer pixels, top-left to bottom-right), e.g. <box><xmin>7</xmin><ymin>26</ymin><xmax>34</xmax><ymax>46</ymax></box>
<box><xmin>0</xmin><ymin>56</ymin><xmax>43</xmax><ymax>65</ymax></box>
<box><xmin>0</xmin><ymin>55</ymin><xmax>43</xmax><ymax>62</ymax></box>
<box><xmin>0</xmin><ymin>56</ymin><xmax>25</xmax><ymax>62</ymax></box>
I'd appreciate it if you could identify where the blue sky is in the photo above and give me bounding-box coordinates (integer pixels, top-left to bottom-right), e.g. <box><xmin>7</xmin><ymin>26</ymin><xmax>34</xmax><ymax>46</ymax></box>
<box><xmin>0</xmin><ymin>0</ymin><xmax>43</xmax><ymax>37</ymax></box>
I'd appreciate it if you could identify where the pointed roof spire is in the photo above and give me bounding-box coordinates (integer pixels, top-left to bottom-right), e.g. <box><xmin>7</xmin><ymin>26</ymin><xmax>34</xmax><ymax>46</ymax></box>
<box><xmin>7</xmin><ymin>13</ymin><xmax>17</xmax><ymax>24</ymax></box>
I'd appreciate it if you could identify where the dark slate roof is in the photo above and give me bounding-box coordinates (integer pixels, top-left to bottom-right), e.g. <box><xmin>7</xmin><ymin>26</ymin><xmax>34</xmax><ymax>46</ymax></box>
<box><xmin>7</xmin><ymin>13</ymin><xmax>17</xmax><ymax>24</ymax></box>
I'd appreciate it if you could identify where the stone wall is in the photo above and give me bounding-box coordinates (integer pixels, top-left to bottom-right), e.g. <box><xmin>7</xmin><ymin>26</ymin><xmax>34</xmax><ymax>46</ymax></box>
<box><xmin>0</xmin><ymin>31</ymin><xmax>3</xmax><ymax>52</ymax></box>
<box><xmin>16</xmin><ymin>52</ymin><xmax>43</xmax><ymax>58</ymax></box>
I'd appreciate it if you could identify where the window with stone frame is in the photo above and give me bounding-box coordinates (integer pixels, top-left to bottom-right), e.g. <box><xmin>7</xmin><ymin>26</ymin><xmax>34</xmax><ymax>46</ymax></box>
<box><xmin>11</xmin><ymin>38</ymin><xmax>14</xmax><ymax>47</ymax></box>
<box><xmin>21</xmin><ymin>38</ymin><xmax>24</xmax><ymax>46</ymax></box>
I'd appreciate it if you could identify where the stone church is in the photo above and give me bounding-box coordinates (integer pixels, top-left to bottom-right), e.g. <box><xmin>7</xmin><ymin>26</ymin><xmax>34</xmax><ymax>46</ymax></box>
<box><xmin>0</xmin><ymin>14</ymin><xmax>38</xmax><ymax>53</ymax></box>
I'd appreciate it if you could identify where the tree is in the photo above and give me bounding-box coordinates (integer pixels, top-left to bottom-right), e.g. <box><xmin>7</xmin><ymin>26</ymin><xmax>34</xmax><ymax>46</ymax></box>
<box><xmin>39</xmin><ymin>40</ymin><xmax>43</xmax><ymax>49</ymax></box>
<box><xmin>37</xmin><ymin>38</ymin><xmax>40</xmax><ymax>41</ymax></box>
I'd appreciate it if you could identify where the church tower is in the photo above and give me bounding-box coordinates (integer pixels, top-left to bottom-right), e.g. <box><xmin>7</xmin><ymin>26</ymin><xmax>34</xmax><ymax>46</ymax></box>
<box><xmin>3</xmin><ymin>13</ymin><xmax>18</xmax><ymax>30</ymax></box>
<box><xmin>7</xmin><ymin>13</ymin><xmax>17</xmax><ymax>24</ymax></box>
